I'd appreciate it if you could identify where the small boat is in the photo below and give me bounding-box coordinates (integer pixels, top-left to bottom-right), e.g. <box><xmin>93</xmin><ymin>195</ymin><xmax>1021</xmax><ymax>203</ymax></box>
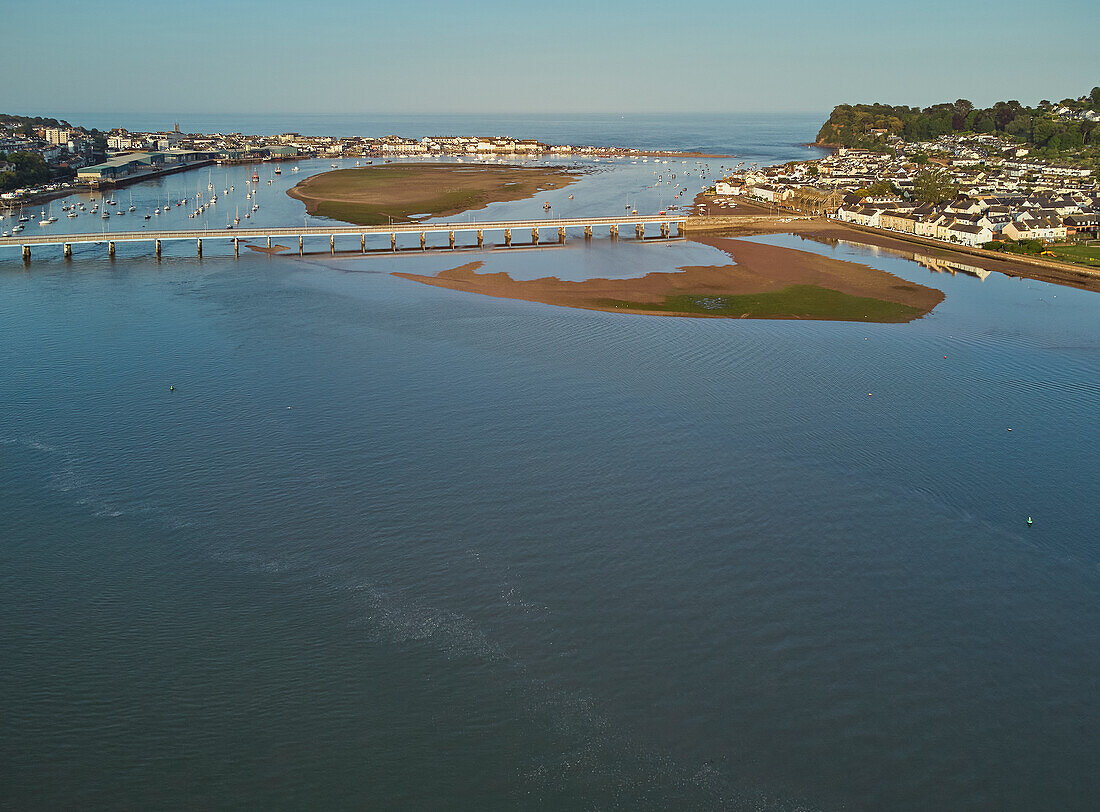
<box><xmin>330</xmin><ymin>163</ymin><xmax>338</xmax><ymax>168</ymax></box>
<box><xmin>251</xmin><ymin>170</ymin><xmax>259</xmax><ymax>183</ymax></box>
<box><xmin>274</xmin><ymin>166</ymin><xmax>281</xmax><ymax>174</ymax></box>
<box><xmin>291</xmin><ymin>166</ymin><xmax>300</xmax><ymax>172</ymax></box>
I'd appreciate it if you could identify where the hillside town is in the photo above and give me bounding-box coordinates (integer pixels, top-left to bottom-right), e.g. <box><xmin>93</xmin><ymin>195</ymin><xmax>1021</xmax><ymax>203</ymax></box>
<box><xmin>712</xmin><ymin>132</ymin><xmax>1100</xmax><ymax>249</ymax></box>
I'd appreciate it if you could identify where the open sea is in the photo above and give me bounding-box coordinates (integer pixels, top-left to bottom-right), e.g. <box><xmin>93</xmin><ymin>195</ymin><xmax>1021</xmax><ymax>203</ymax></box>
<box><xmin>1</xmin><ymin>114</ymin><xmax>1097</xmax><ymax>810</ymax></box>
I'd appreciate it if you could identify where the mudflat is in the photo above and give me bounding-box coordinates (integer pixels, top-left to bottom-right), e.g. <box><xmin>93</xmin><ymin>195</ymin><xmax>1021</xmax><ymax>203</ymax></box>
<box><xmin>287</xmin><ymin>163</ymin><xmax>580</xmax><ymax>225</ymax></box>
<box><xmin>392</xmin><ymin>237</ymin><xmax>944</xmax><ymax>322</ymax></box>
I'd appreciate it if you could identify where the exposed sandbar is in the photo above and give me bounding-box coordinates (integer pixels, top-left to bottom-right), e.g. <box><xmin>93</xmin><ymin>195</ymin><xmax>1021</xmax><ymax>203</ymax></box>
<box><xmin>392</xmin><ymin>239</ymin><xmax>944</xmax><ymax>322</ymax></box>
<box><xmin>287</xmin><ymin>163</ymin><xmax>580</xmax><ymax>226</ymax></box>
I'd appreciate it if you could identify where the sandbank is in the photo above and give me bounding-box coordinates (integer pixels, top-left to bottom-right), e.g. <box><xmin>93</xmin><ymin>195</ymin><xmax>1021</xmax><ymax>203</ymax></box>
<box><xmin>392</xmin><ymin>239</ymin><xmax>943</xmax><ymax>322</ymax></box>
<box><xmin>288</xmin><ymin>163</ymin><xmax>580</xmax><ymax>226</ymax></box>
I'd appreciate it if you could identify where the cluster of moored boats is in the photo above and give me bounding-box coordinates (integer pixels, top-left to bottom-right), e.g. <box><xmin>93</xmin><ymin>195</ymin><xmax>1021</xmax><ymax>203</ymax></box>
<box><xmin>0</xmin><ymin>164</ymin><xmax>304</xmax><ymax>236</ymax></box>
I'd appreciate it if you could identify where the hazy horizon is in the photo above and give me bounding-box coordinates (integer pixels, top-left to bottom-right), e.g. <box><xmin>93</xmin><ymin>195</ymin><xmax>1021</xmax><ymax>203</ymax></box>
<box><xmin>5</xmin><ymin>0</ymin><xmax>1096</xmax><ymax>120</ymax></box>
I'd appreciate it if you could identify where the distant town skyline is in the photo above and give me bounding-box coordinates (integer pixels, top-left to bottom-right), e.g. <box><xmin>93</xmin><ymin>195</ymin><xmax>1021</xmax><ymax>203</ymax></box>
<box><xmin>5</xmin><ymin>0</ymin><xmax>1098</xmax><ymax>118</ymax></box>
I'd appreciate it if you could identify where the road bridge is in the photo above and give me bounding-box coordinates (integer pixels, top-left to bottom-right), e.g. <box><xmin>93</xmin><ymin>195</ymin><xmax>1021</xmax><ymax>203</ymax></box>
<box><xmin>1</xmin><ymin>214</ymin><xmax>687</xmax><ymax>261</ymax></box>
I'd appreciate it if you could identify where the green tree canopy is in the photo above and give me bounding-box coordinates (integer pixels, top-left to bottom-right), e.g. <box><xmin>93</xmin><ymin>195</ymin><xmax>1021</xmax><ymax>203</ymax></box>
<box><xmin>912</xmin><ymin>168</ymin><xmax>958</xmax><ymax>204</ymax></box>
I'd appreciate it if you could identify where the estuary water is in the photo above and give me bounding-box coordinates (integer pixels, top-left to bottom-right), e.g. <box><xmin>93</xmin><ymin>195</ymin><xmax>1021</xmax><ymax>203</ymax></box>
<box><xmin>1</xmin><ymin>115</ymin><xmax>1097</xmax><ymax>810</ymax></box>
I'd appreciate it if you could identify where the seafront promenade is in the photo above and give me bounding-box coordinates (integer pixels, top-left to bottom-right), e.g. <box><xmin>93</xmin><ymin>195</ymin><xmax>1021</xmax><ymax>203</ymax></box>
<box><xmin>0</xmin><ymin>214</ymin><xmax>687</xmax><ymax>260</ymax></box>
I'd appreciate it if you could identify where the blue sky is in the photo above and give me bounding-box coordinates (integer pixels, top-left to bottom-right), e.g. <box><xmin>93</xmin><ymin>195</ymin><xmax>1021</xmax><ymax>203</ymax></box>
<box><xmin>4</xmin><ymin>0</ymin><xmax>1097</xmax><ymax>117</ymax></box>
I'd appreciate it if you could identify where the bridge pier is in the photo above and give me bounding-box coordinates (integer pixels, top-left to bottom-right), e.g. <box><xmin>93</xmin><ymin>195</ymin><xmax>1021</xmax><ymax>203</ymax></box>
<box><xmin>197</xmin><ymin>238</ymin><xmax>202</xmax><ymax>256</ymax></box>
<box><xmin>584</xmin><ymin>225</ymin><xmax>592</xmax><ymax>240</ymax></box>
<box><xmin>361</xmin><ymin>234</ymin><xmax>366</xmax><ymax>253</ymax></box>
<box><xmin>155</xmin><ymin>239</ymin><xmax>162</xmax><ymax>258</ymax></box>
<box><xmin>22</xmin><ymin>245</ymin><xmax>30</xmax><ymax>262</ymax></box>
<box><xmin>610</xmin><ymin>224</ymin><xmax>618</xmax><ymax>240</ymax></box>
<box><xmin>330</xmin><ymin>235</ymin><xmax>335</xmax><ymax>254</ymax></box>
<box><xmin>449</xmin><ymin>231</ymin><xmax>455</xmax><ymax>249</ymax></box>
<box><xmin>108</xmin><ymin>241</ymin><xmax>115</xmax><ymax>258</ymax></box>
<box><xmin>299</xmin><ymin>236</ymin><xmax>304</xmax><ymax>255</ymax></box>
<box><xmin>476</xmin><ymin>230</ymin><xmax>483</xmax><ymax>248</ymax></box>
<box><xmin>420</xmin><ymin>233</ymin><xmax>426</xmax><ymax>250</ymax></box>
<box><xmin>504</xmin><ymin>229</ymin><xmax>511</xmax><ymax>247</ymax></box>
<box><xmin>267</xmin><ymin>236</ymin><xmax>271</xmax><ymax>249</ymax></box>
<box><xmin>63</xmin><ymin>243</ymin><xmax>72</xmax><ymax>259</ymax></box>
<box><xmin>532</xmin><ymin>227</ymin><xmax>539</xmax><ymax>245</ymax></box>
<box><xmin>558</xmin><ymin>227</ymin><xmax>566</xmax><ymax>244</ymax></box>
<box><xmin>636</xmin><ymin>224</ymin><xmax>644</xmax><ymax>240</ymax></box>
<box><xmin>391</xmin><ymin>233</ymin><xmax>397</xmax><ymax>252</ymax></box>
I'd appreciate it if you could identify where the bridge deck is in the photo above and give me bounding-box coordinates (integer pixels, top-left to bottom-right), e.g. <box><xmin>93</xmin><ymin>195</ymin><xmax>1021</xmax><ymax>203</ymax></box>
<box><xmin>1</xmin><ymin>215</ymin><xmax>685</xmax><ymax>249</ymax></box>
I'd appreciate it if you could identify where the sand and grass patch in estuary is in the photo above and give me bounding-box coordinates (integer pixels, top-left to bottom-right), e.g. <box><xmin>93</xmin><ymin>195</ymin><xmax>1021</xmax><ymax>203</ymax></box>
<box><xmin>288</xmin><ymin>163</ymin><xmax>580</xmax><ymax>226</ymax></box>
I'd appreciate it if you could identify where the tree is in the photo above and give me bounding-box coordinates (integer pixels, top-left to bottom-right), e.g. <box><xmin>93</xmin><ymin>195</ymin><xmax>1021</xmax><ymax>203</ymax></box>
<box><xmin>865</xmin><ymin>179</ymin><xmax>898</xmax><ymax>197</ymax></box>
<box><xmin>912</xmin><ymin>168</ymin><xmax>957</xmax><ymax>204</ymax></box>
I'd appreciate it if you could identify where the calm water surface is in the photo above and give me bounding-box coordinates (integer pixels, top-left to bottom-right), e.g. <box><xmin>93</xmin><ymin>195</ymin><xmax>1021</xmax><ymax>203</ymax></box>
<box><xmin>1</xmin><ymin>117</ymin><xmax>1097</xmax><ymax>810</ymax></box>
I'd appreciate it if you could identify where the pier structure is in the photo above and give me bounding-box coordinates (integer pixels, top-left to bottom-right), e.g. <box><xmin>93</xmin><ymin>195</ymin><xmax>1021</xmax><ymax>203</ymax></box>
<box><xmin>3</xmin><ymin>215</ymin><xmax>685</xmax><ymax>261</ymax></box>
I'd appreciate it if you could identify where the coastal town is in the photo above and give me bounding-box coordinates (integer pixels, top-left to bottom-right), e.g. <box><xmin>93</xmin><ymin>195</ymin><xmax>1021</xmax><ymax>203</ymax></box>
<box><xmin>4</xmin><ymin>110</ymin><xmax>1099</xmax><ymax>269</ymax></box>
<box><xmin>0</xmin><ymin>116</ymin><xmax>695</xmax><ymax>200</ymax></box>
<box><xmin>709</xmin><ymin>130</ymin><xmax>1100</xmax><ymax>257</ymax></box>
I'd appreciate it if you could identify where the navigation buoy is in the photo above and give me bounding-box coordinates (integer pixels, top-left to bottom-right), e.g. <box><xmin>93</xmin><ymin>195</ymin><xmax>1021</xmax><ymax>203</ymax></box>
<box><xmin>169</xmin><ymin>385</ymin><xmax>175</xmax><ymax>392</ymax></box>
<box><xmin>1026</xmin><ymin>516</ymin><xmax>1033</xmax><ymax>527</ymax></box>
